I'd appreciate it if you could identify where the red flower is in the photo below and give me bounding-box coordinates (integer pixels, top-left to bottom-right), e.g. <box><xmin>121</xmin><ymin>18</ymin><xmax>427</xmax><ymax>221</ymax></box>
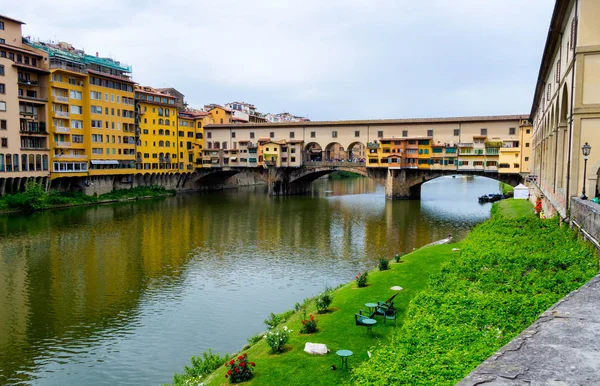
<box><xmin>227</xmin><ymin>370</ymin><xmax>233</xmax><ymax>376</ymax></box>
<box><xmin>229</xmin><ymin>359</ymin><xmax>235</xmax><ymax>365</ymax></box>
<box><xmin>243</xmin><ymin>353</ymin><xmax>247</xmax><ymax>358</ymax></box>
<box><xmin>250</xmin><ymin>362</ymin><xmax>256</xmax><ymax>367</ymax></box>
<box><xmin>240</xmin><ymin>362</ymin><xmax>246</xmax><ymax>367</ymax></box>
<box><xmin>234</xmin><ymin>368</ymin><xmax>240</xmax><ymax>373</ymax></box>
<box><xmin>238</xmin><ymin>355</ymin><xmax>243</xmax><ymax>360</ymax></box>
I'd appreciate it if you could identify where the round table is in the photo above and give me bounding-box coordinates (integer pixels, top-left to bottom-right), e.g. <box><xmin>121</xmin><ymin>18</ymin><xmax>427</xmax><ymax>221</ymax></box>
<box><xmin>365</xmin><ymin>302</ymin><xmax>378</xmax><ymax>315</ymax></box>
<box><xmin>336</xmin><ymin>349</ymin><xmax>353</xmax><ymax>370</ymax></box>
<box><xmin>362</xmin><ymin>318</ymin><xmax>377</xmax><ymax>335</ymax></box>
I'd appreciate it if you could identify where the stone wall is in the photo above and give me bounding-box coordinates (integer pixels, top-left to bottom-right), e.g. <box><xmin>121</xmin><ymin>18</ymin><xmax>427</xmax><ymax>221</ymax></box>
<box><xmin>570</xmin><ymin>198</ymin><xmax>600</xmax><ymax>248</ymax></box>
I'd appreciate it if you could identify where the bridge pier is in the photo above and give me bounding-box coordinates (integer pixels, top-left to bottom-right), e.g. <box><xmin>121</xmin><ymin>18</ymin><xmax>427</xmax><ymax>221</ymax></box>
<box><xmin>385</xmin><ymin>169</ymin><xmax>421</xmax><ymax>200</ymax></box>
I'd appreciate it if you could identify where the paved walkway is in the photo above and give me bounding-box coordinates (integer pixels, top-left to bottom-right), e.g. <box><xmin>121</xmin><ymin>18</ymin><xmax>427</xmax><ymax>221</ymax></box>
<box><xmin>459</xmin><ymin>273</ymin><xmax>600</xmax><ymax>385</ymax></box>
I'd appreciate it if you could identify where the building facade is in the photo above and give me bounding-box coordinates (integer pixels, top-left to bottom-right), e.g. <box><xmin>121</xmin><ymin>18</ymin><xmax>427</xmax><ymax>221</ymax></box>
<box><xmin>531</xmin><ymin>0</ymin><xmax>600</xmax><ymax>217</ymax></box>
<box><xmin>0</xmin><ymin>15</ymin><xmax>51</xmax><ymax>194</ymax></box>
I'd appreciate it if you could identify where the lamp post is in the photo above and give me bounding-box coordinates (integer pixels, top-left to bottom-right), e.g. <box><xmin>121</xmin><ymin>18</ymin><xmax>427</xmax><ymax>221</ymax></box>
<box><xmin>581</xmin><ymin>142</ymin><xmax>591</xmax><ymax>199</ymax></box>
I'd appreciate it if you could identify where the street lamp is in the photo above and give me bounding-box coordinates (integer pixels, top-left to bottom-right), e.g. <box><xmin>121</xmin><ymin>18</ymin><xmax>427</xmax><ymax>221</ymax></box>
<box><xmin>581</xmin><ymin>142</ymin><xmax>592</xmax><ymax>199</ymax></box>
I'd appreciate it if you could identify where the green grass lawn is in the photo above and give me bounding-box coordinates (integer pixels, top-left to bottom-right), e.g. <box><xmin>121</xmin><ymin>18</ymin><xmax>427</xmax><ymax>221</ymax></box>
<box><xmin>195</xmin><ymin>244</ymin><xmax>456</xmax><ymax>386</ymax></box>
<box><xmin>492</xmin><ymin>198</ymin><xmax>534</xmax><ymax>219</ymax></box>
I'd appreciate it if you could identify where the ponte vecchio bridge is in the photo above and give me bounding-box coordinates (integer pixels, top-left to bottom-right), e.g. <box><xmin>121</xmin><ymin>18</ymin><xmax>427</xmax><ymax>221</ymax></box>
<box><xmin>197</xmin><ymin>115</ymin><xmax>531</xmax><ymax>199</ymax></box>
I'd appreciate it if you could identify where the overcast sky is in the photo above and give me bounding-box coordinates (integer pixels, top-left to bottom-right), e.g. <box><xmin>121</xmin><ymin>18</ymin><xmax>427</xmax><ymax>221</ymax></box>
<box><xmin>6</xmin><ymin>0</ymin><xmax>554</xmax><ymax>120</ymax></box>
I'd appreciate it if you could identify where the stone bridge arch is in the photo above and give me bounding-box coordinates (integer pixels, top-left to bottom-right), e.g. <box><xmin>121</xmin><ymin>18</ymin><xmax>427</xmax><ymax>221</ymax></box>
<box><xmin>387</xmin><ymin>169</ymin><xmax>523</xmax><ymax>199</ymax></box>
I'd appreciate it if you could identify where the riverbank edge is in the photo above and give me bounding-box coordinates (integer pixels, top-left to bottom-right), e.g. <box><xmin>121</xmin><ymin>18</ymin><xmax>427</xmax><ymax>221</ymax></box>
<box><xmin>170</xmin><ymin>237</ymin><xmax>458</xmax><ymax>386</ymax></box>
<box><xmin>0</xmin><ymin>191</ymin><xmax>178</xmax><ymax>215</ymax></box>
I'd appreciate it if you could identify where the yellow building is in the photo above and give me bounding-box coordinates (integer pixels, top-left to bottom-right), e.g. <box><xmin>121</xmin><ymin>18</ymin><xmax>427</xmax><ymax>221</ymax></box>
<box><xmin>417</xmin><ymin>138</ymin><xmax>432</xmax><ymax>169</ymax></box>
<box><xmin>28</xmin><ymin>40</ymin><xmax>136</xmax><ymax>186</ymax></box>
<box><xmin>135</xmin><ymin>86</ymin><xmax>180</xmax><ymax>173</ymax></box>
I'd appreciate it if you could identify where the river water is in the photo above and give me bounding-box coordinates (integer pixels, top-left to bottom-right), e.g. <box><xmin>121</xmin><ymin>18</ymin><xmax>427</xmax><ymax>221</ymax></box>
<box><xmin>0</xmin><ymin>176</ymin><xmax>500</xmax><ymax>385</ymax></box>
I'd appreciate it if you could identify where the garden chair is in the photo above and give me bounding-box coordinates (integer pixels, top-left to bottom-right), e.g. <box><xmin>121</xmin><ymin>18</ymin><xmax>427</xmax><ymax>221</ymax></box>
<box><xmin>377</xmin><ymin>293</ymin><xmax>398</xmax><ymax>309</ymax></box>
<box><xmin>384</xmin><ymin>308</ymin><xmax>397</xmax><ymax>326</ymax></box>
<box><xmin>354</xmin><ymin>310</ymin><xmax>371</xmax><ymax>326</ymax></box>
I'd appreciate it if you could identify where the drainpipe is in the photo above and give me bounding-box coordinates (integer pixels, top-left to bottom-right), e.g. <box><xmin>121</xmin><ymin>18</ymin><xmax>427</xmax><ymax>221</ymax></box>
<box><xmin>566</xmin><ymin>0</ymin><xmax>579</xmax><ymax>216</ymax></box>
<box><xmin>553</xmin><ymin>33</ymin><xmax>563</xmax><ymax>193</ymax></box>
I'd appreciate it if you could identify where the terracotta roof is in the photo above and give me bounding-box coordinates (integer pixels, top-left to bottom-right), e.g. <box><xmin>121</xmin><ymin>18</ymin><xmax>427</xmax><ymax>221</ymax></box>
<box><xmin>88</xmin><ymin>69</ymin><xmax>134</xmax><ymax>84</ymax></box>
<box><xmin>0</xmin><ymin>14</ymin><xmax>25</xmax><ymax>24</ymax></box>
<box><xmin>381</xmin><ymin>136</ymin><xmax>432</xmax><ymax>141</ymax></box>
<box><xmin>0</xmin><ymin>42</ymin><xmax>44</xmax><ymax>57</ymax></box>
<box><xmin>258</xmin><ymin>137</ymin><xmax>271</xmax><ymax>142</ymax></box>
<box><xmin>205</xmin><ymin>115</ymin><xmax>527</xmax><ymax>129</ymax></box>
<box><xmin>530</xmin><ymin>0</ymin><xmax>570</xmax><ymax>119</ymax></box>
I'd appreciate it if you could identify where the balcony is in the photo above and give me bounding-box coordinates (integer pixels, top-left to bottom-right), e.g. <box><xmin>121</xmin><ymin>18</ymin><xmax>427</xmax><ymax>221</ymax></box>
<box><xmin>55</xmin><ymin>141</ymin><xmax>71</xmax><ymax>148</ymax></box>
<box><xmin>55</xmin><ymin>126</ymin><xmax>70</xmax><ymax>133</ymax></box>
<box><xmin>54</xmin><ymin>154</ymin><xmax>88</xmax><ymax>159</ymax></box>
<box><xmin>367</xmin><ymin>142</ymin><xmax>380</xmax><ymax>149</ymax></box>
<box><xmin>19</xmin><ymin>111</ymin><xmax>39</xmax><ymax>120</ymax></box>
<box><xmin>20</xmin><ymin>121</ymin><xmax>48</xmax><ymax>135</ymax></box>
<box><xmin>19</xmin><ymin>94</ymin><xmax>48</xmax><ymax>103</ymax></box>
<box><xmin>52</xmin><ymin>95</ymin><xmax>69</xmax><ymax>104</ymax></box>
<box><xmin>55</xmin><ymin>111</ymin><xmax>69</xmax><ymax>118</ymax></box>
<box><xmin>18</xmin><ymin>78</ymin><xmax>39</xmax><ymax>86</ymax></box>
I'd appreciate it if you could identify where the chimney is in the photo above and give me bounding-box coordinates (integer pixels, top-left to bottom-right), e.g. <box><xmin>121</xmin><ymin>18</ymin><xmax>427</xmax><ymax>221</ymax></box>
<box><xmin>96</xmin><ymin>52</ymin><xmax>99</xmax><ymax>57</ymax></box>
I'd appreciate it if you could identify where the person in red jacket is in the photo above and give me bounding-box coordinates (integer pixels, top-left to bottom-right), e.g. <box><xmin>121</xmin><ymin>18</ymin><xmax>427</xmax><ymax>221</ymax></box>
<box><xmin>535</xmin><ymin>196</ymin><xmax>543</xmax><ymax>217</ymax></box>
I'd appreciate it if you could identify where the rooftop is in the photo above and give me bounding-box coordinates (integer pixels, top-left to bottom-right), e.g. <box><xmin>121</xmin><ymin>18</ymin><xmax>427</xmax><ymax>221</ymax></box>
<box><xmin>0</xmin><ymin>14</ymin><xmax>25</xmax><ymax>25</ymax></box>
<box><xmin>206</xmin><ymin>115</ymin><xmax>528</xmax><ymax>129</ymax></box>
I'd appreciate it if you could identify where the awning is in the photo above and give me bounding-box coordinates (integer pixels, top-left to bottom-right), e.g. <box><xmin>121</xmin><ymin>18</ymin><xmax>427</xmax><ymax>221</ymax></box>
<box><xmin>90</xmin><ymin>160</ymin><xmax>119</xmax><ymax>165</ymax></box>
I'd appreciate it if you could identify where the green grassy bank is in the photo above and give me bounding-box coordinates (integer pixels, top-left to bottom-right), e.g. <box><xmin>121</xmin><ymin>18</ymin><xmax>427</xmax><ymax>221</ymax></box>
<box><xmin>0</xmin><ymin>182</ymin><xmax>175</xmax><ymax>213</ymax></box>
<box><xmin>171</xmin><ymin>199</ymin><xmax>598</xmax><ymax>385</ymax></box>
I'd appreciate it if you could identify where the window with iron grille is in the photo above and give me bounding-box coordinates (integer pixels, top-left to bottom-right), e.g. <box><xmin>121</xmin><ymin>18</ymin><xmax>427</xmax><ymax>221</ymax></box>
<box><xmin>402</xmin><ymin>130</ymin><xmax>408</xmax><ymax>137</ymax></box>
<box><xmin>454</xmin><ymin>129</ymin><xmax>460</xmax><ymax>136</ymax></box>
<box><xmin>377</xmin><ymin>131</ymin><xmax>383</xmax><ymax>138</ymax></box>
<box><xmin>427</xmin><ymin>129</ymin><xmax>433</xmax><ymax>137</ymax></box>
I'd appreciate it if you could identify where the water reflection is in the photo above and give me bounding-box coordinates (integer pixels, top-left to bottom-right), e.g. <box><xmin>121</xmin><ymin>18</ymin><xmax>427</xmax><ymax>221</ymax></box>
<box><xmin>0</xmin><ymin>176</ymin><xmax>498</xmax><ymax>385</ymax></box>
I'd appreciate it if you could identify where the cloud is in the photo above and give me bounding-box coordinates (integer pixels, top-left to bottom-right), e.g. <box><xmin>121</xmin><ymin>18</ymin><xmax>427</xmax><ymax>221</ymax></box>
<box><xmin>5</xmin><ymin>0</ymin><xmax>554</xmax><ymax>120</ymax></box>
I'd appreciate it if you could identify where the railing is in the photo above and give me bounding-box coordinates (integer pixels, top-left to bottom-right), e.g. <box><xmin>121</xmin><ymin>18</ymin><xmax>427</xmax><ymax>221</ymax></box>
<box><xmin>18</xmin><ymin>78</ymin><xmax>39</xmax><ymax>86</ymax></box>
<box><xmin>19</xmin><ymin>95</ymin><xmax>48</xmax><ymax>103</ymax></box>
<box><xmin>55</xmin><ymin>111</ymin><xmax>69</xmax><ymax>117</ymax></box>
<box><xmin>54</xmin><ymin>95</ymin><xmax>69</xmax><ymax>102</ymax></box>
<box><xmin>55</xmin><ymin>126</ymin><xmax>70</xmax><ymax>133</ymax></box>
<box><xmin>53</xmin><ymin>154</ymin><xmax>88</xmax><ymax>159</ymax></box>
<box><xmin>304</xmin><ymin>161</ymin><xmax>366</xmax><ymax>168</ymax></box>
<box><xmin>55</xmin><ymin>141</ymin><xmax>71</xmax><ymax>147</ymax></box>
<box><xmin>19</xmin><ymin>111</ymin><xmax>38</xmax><ymax>119</ymax></box>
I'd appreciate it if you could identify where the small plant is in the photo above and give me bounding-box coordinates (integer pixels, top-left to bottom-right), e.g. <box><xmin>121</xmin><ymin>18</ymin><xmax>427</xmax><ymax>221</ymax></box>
<box><xmin>394</xmin><ymin>253</ymin><xmax>403</xmax><ymax>263</ymax></box>
<box><xmin>264</xmin><ymin>326</ymin><xmax>292</xmax><ymax>353</ymax></box>
<box><xmin>224</xmin><ymin>353</ymin><xmax>255</xmax><ymax>383</ymax></box>
<box><xmin>294</xmin><ymin>302</ymin><xmax>302</xmax><ymax>312</ymax></box>
<box><xmin>246</xmin><ymin>333</ymin><xmax>263</xmax><ymax>347</ymax></box>
<box><xmin>173</xmin><ymin>349</ymin><xmax>232</xmax><ymax>385</ymax></box>
<box><xmin>356</xmin><ymin>271</ymin><xmax>368</xmax><ymax>288</ymax></box>
<box><xmin>263</xmin><ymin>309</ymin><xmax>294</xmax><ymax>330</ymax></box>
<box><xmin>316</xmin><ymin>286</ymin><xmax>334</xmax><ymax>313</ymax></box>
<box><xmin>300</xmin><ymin>314</ymin><xmax>318</xmax><ymax>334</ymax></box>
<box><xmin>378</xmin><ymin>258</ymin><xmax>390</xmax><ymax>271</ymax></box>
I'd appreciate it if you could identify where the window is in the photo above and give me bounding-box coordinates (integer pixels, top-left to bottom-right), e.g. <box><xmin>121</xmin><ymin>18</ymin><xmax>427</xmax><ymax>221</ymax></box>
<box><xmin>526</xmin><ymin>129</ymin><xmax>531</xmax><ymax>134</ymax></box>
<box><xmin>525</xmin><ymin>157</ymin><xmax>529</xmax><ymax>161</ymax></box>
<box><xmin>0</xmin><ymin>101</ymin><xmax>6</xmax><ymax>111</ymax></box>
<box><xmin>332</xmin><ymin>131</ymin><xmax>338</xmax><ymax>138</ymax></box>
<box><xmin>0</xmin><ymin>120</ymin><xmax>6</xmax><ymax>130</ymax></box>
<box><xmin>509</xmin><ymin>127</ymin><xmax>516</xmax><ymax>135</ymax></box>
<box><xmin>90</xmin><ymin>91</ymin><xmax>101</xmax><ymax>100</ymax></box>
<box><xmin>0</xmin><ymin>84</ymin><xmax>4</xmax><ymax>94</ymax></box>
<box><xmin>270</xmin><ymin>132</ymin><xmax>275</xmax><ymax>138</ymax></box>
<box><xmin>526</xmin><ymin>143</ymin><xmax>530</xmax><ymax>147</ymax></box>
<box><xmin>427</xmin><ymin>129</ymin><xmax>433</xmax><ymax>137</ymax></box>
<box><xmin>377</xmin><ymin>131</ymin><xmax>383</xmax><ymax>138</ymax></box>
<box><xmin>354</xmin><ymin>130</ymin><xmax>360</xmax><ymax>137</ymax></box>
<box><xmin>232</xmin><ymin>132</ymin><xmax>236</xmax><ymax>138</ymax></box>
<box><xmin>91</xmin><ymin>105</ymin><xmax>102</xmax><ymax>114</ymax></box>
<box><xmin>290</xmin><ymin>132</ymin><xmax>295</xmax><ymax>139</ymax></box>
<box><xmin>480</xmin><ymin>128</ymin><xmax>487</xmax><ymax>136</ymax></box>
<box><xmin>250</xmin><ymin>132</ymin><xmax>255</xmax><ymax>139</ymax></box>
<box><xmin>91</xmin><ymin>120</ymin><xmax>102</xmax><ymax>128</ymax></box>
<box><xmin>311</xmin><ymin>131</ymin><xmax>316</xmax><ymax>138</ymax></box>
<box><xmin>71</xmin><ymin>120</ymin><xmax>83</xmax><ymax>129</ymax></box>
<box><xmin>0</xmin><ymin>21</ymin><xmax>4</xmax><ymax>30</ymax></box>
<box><xmin>0</xmin><ymin>65</ymin><xmax>4</xmax><ymax>76</ymax></box>
<box><xmin>402</xmin><ymin>130</ymin><xmax>408</xmax><ymax>137</ymax></box>
<box><xmin>1</xmin><ymin>138</ymin><xmax>7</xmax><ymax>147</ymax></box>
<box><xmin>454</xmin><ymin>129</ymin><xmax>460</xmax><ymax>136</ymax></box>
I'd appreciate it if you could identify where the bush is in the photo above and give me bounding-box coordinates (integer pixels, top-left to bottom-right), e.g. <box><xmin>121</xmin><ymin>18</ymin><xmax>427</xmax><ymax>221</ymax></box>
<box><xmin>378</xmin><ymin>258</ymin><xmax>390</xmax><ymax>271</ymax></box>
<box><xmin>224</xmin><ymin>353</ymin><xmax>255</xmax><ymax>383</ymax></box>
<box><xmin>300</xmin><ymin>314</ymin><xmax>318</xmax><ymax>334</ymax></box>
<box><xmin>315</xmin><ymin>286</ymin><xmax>334</xmax><ymax>313</ymax></box>
<box><xmin>264</xmin><ymin>309</ymin><xmax>294</xmax><ymax>330</ymax></box>
<box><xmin>394</xmin><ymin>253</ymin><xmax>403</xmax><ymax>263</ymax></box>
<box><xmin>356</xmin><ymin>271</ymin><xmax>368</xmax><ymax>288</ymax></box>
<box><xmin>246</xmin><ymin>333</ymin><xmax>263</xmax><ymax>347</ymax></box>
<box><xmin>264</xmin><ymin>326</ymin><xmax>291</xmax><ymax>353</ymax></box>
<box><xmin>173</xmin><ymin>349</ymin><xmax>232</xmax><ymax>385</ymax></box>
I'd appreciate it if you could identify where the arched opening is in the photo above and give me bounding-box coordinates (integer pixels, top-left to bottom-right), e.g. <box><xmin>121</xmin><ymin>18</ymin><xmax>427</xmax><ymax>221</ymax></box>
<box><xmin>304</xmin><ymin>142</ymin><xmax>323</xmax><ymax>162</ymax></box>
<box><xmin>324</xmin><ymin>142</ymin><xmax>345</xmax><ymax>161</ymax></box>
<box><xmin>347</xmin><ymin>142</ymin><xmax>366</xmax><ymax>162</ymax></box>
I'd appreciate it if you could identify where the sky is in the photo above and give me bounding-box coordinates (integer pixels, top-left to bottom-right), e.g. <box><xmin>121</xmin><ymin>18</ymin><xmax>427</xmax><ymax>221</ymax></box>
<box><xmin>5</xmin><ymin>0</ymin><xmax>555</xmax><ymax>121</ymax></box>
